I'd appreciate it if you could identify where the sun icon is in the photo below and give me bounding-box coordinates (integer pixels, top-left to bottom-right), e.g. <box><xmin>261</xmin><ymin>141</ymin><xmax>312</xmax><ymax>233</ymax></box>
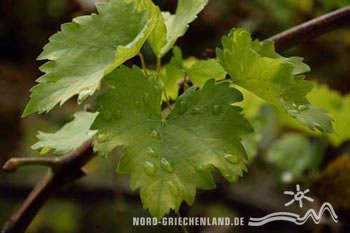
<box><xmin>284</xmin><ymin>184</ymin><xmax>314</xmax><ymax>208</ymax></box>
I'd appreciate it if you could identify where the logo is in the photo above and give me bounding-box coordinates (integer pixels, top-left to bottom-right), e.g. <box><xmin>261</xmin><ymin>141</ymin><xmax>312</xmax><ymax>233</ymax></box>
<box><xmin>248</xmin><ymin>184</ymin><xmax>338</xmax><ymax>226</ymax></box>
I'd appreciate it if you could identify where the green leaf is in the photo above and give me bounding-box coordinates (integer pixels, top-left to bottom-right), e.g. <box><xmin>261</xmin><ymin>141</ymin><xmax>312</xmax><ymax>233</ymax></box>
<box><xmin>307</xmin><ymin>85</ymin><xmax>350</xmax><ymax>145</ymax></box>
<box><xmin>148</xmin><ymin>0</ymin><xmax>209</xmax><ymax>57</ymax></box>
<box><xmin>217</xmin><ymin>28</ymin><xmax>334</xmax><ymax>133</ymax></box>
<box><xmin>187</xmin><ymin>59</ymin><xmax>227</xmax><ymax>87</ymax></box>
<box><xmin>23</xmin><ymin>0</ymin><xmax>157</xmax><ymax>116</ymax></box>
<box><xmin>32</xmin><ymin>112</ymin><xmax>98</xmax><ymax>155</ymax></box>
<box><xmin>93</xmin><ymin>66</ymin><xmax>252</xmax><ymax>218</ymax></box>
<box><xmin>160</xmin><ymin>47</ymin><xmax>226</xmax><ymax>100</ymax></box>
<box><xmin>280</xmin><ymin>84</ymin><xmax>350</xmax><ymax>146</ymax></box>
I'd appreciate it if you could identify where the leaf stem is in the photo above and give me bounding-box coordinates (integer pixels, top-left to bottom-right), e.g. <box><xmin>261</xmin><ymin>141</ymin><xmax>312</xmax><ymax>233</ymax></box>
<box><xmin>156</xmin><ymin>57</ymin><xmax>173</xmax><ymax>110</ymax></box>
<box><xmin>156</xmin><ymin>57</ymin><xmax>161</xmax><ymax>80</ymax></box>
<box><xmin>138</xmin><ymin>53</ymin><xmax>149</xmax><ymax>76</ymax></box>
<box><xmin>163</xmin><ymin>89</ymin><xmax>173</xmax><ymax>111</ymax></box>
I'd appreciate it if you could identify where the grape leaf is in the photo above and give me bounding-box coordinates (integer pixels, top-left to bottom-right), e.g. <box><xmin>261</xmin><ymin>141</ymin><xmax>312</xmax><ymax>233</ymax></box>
<box><xmin>93</xmin><ymin>66</ymin><xmax>252</xmax><ymax>218</ymax></box>
<box><xmin>23</xmin><ymin>0</ymin><xmax>157</xmax><ymax>116</ymax></box>
<box><xmin>280</xmin><ymin>84</ymin><xmax>350</xmax><ymax>146</ymax></box>
<box><xmin>307</xmin><ymin>85</ymin><xmax>350</xmax><ymax>145</ymax></box>
<box><xmin>217</xmin><ymin>28</ymin><xmax>334</xmax><ymax>133</ymax></box>
<box><xmin>160</xmin><ymin>47</ymin><xmax>226</xmax><ymax>100</ymax></box>
<box><xmin>148</xmin><ymin>0</ymin><xmax>209</xmax><ymax>57</ymax></box>
<box><xmin>32</xmin><ymin>112</ymin><xmax>98</xmax><ymax>155</ymax></box>
<box><xmin>187</xmin><ymin>59</ymin><xmax>227</xmax><ymax>87</ymax></box>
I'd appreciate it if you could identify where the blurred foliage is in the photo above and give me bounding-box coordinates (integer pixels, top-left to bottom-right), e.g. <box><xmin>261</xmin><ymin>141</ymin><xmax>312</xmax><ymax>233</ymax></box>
<box><xmin>267</xmin><ymin>134</ymin><xmax>324</xmax><ymax>182</ymax></box>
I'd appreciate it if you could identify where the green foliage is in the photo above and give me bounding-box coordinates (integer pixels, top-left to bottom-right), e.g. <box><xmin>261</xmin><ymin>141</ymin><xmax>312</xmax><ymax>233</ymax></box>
<box><xmin>32</xmin><ymin>112</ymin><xmax>98</xmax><ymax>154</ymax></box>
<box><xmin>93</xmin><ymin>66</ymin><xmax>252</xmax><ymax>218</ymax></box>
<box><xmin>23</xmin><ymin>0</ymin><xmax>157</xmax><ymax>116</ymax></box>
<box><xmin>22</xmin><ymin>0</ymin><xmax>341</xmax><ymax>219</ymax></box>
<box><xmin>148</xmin><ymin>0</ymin><xmax>209</xmax><ymax>57</ymax></box>
<box><xmin>160</xmin><ymin>47</ymin><xmax>226</xmax><ymax>100</ymax></box>
<box><xmin>217</xmin><ymin>28</ymin><xmax>334</xmax><ymax>133</ymax></box>
<box><xmin>280</xmin><ymin>84</ymin><xmax>350</xmax><ymax>146</ymax></box>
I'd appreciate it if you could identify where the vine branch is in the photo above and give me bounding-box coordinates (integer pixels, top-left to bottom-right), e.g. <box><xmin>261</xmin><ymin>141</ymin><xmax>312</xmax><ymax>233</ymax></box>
<box><xmin>2</xmin><ymin>6</ymin><xmax>350</xmax><ymax>233</ymax></box>
<box><xmin>269</xmin><ymin>7</ymin><xmax>350</xmax><ymax>51</ymax></box>
<box><xmin>1</xmin><ymin>140</ymin><xmax>94</xmax><ymax>233</ymax></box>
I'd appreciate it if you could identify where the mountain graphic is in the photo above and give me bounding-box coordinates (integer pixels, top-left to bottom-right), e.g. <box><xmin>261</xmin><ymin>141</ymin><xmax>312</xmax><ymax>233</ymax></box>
<box><xmin>248</xmin><ymin>202</ymin><xmax>338</xmax><ymax>226</ymax></box>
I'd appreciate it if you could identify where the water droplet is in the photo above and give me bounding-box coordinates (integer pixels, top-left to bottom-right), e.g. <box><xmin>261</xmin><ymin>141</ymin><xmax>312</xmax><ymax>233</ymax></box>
<box><xmin>179</xmin><ymin>101</ymin><xmax>187</xmax><ymax>114</ymax></box>
<box><xmin>167</xmin><ymin>181</ymin><xmax>178</xmax><ymax>197</ymax></box>
<box><xmin>191</xmin><ymin>107</ymin><xmax>201</xmax><ymax>115</ymax></box>
<box><xmin>298</xmin><ymin>105</ymin><xmax>308</xmax><ymax>111</ymax></box>
<box><xmin>78</xmin><ymin>88</ymin><xmax>93</xmax><ymax>105</ymax></box>
<box><xmin>96</xmin><ymin>131</ymin><xmax>109</xmax><ymax>143</ymax></box>
<box><xmin>144</xmin><ymin>161</ymin><xmax>157</xmax><ymax>176</ymax></box>
<box><xmin>212</xmin><ymin>105</ymin><xmax>221</xmax><ymax>115</ymax></box>
<box><xmin>314</xmin><ymin>122</ymin><xmax>324</xmax><ymax>133</ymax></box>
<box><xmin>150</xmin><ymin>130</ymin><xmax>160</xmax><ymax>140</ymax></box>
<box><xmin>195</xmin><ymin>164</ymin><xmax>205</xmax><ymax>171</ymax></box>
<box><xmin>135</xmin><ymin>100</ymin><xmax>140</xmax><ymax>107</ymax></box>
<box><xmin>146</xmin><ymin>147</ymin><xmax>159</xmax><ymax>158</ymax></box>
<box><xmin>143</xmin><ymin>92</ymin><xmax>149</xmax><ymax>103</ymax></box>
<box><xmin>160</xmin><ymin>158</ymin><xmax>174</xmax><ymax>173</ymax></box>
<box><xmin>239</xmin><ymin>64</ymin><xmax>244</xmax><ymax>72</ymax></box>
<box><xmin>224</xmin><ymin>153</ymin><xmax>238</xmax><ymax>164</ymax></box>
<box><xmin>287</xmin><ymin>110</ymin><xmax>299</xmax><ymax>116</ymax></box>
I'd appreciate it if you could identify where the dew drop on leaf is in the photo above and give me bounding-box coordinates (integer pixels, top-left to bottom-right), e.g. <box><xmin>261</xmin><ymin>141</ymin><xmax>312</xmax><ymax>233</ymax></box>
<box><xmin>179</xmin><ymin>101</ymin><xmax>187</xmax><ymax>114</ymax></box>
<box><xmin>298</xmin><ymin>105</ymin><xmax>308</xmax><ymax>111</ymax></box>
<box><xmin>287</xmin><ymin>109</ymin><xmax>299</xmax><ymax>116</ymax></box>
<box><xmin>160</xmin><ymin>158</ymin><xmax>174</xmax><ymax>173</ymax></box>
<box><xmin>96</xmin><ymin>131</ymin><xmax>109</xmax><ymax>143</ymax></box>
<box><xmin>143</xmin><ymin>92</ymin><xmax>149</xmax><ymax>104</ymax></box>
<box><xmin>167</xmin><ymin>181</ymin><xmax>178</xmax><ymax>197</ymax></box>
<box><xmin>314</xmin><ymin>122</ymin><xmax>325</xmax><ymax>133</ymax></box>
<box><xmin>144</xmin><ymin>161</ymin><xmax>157</xmax><ymax>176</ymax></box>
<box><xmin>150</xmin><ymin>130</ymin><xmax>160</xmax><ymax>140</ymax></box>
<box><xmin>195</xmin><ymin>164</ymin><xmax>205</xmax><ymax>171</ymax></box>
<box><xmin>146</xmin><ymin>147</ymin><xmax>159</xmax><ymax>158</ymax></box>
<box><xmin>190</xmin><ymin>107</ymin><xmax>201</xmax><ymax>115</ymax></box>
<box><xmin>224</xmin><ymin>153</ymin><xmax>238</xmax><ymax>164</ymax></box>
<box><xmin>212</xmin><ymin>105</ymin><xmax>221</xmax><ymax>115</ymax></box>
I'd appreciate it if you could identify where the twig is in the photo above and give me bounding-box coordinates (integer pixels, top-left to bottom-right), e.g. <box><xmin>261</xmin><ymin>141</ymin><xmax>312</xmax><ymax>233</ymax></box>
<box><xmin>1</xmin><ymin>140</ymin><xmax>94</xmax><ymax>233</ymax></box>
<box><xmin>2</xmin><ymin>6</ymin><xmax>350</xmax><ymax>233</ymax></box>
<box><xmin>269</xmin><ymin>7</ymin><xmax>350</xmax><ymax>51</ymax></box>
<box><xmin>138</xmin><ymin>53</ymin><xmax>149</xmax><ymax>76</ymax></box>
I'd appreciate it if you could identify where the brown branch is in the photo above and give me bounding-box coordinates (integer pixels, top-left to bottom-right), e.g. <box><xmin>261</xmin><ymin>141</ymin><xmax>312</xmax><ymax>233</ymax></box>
<box><xmin>269</xmin><ymin>7</ymin><xmax>350</xmax><ymax>51</ymax></box>
<box><xmin>1</xmin><ymin>140</ymin><xmax>94</xmax><ymax>233</ymax></box>
<box><xmin>2</xmin><ymin>6</ymin><xmax>350</xmax><ymax>233</ymax></box>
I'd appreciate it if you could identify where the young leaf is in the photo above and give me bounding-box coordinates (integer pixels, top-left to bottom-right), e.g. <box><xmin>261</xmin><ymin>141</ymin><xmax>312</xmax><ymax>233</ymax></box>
<box><xmin>160</xmin><ymin>47</ymin><xmax>226</xmax><ymax>100</ymax></box>
<box><xmin>93</xmin><ymin>66</ymin><xmax>253</xmax><ymax>218</ymax></box>
<box><xmin>217</xmin><ymin>28</ymin><xmax>334</xmax><ymax>133</ymax></box>
<box><xmin>23</xmin><ymin>0</ymin><xmax>157</xmax><ymax>116</ymax></box>
<box><xmin>32</xmin><ymin>112</ymin><xmax>98</xmax><ymax>155</ymax></box>
<box><xmin>148</xmin><ymin>0</ymin><xmax>209</xmax><ymax>57</ymax></box>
